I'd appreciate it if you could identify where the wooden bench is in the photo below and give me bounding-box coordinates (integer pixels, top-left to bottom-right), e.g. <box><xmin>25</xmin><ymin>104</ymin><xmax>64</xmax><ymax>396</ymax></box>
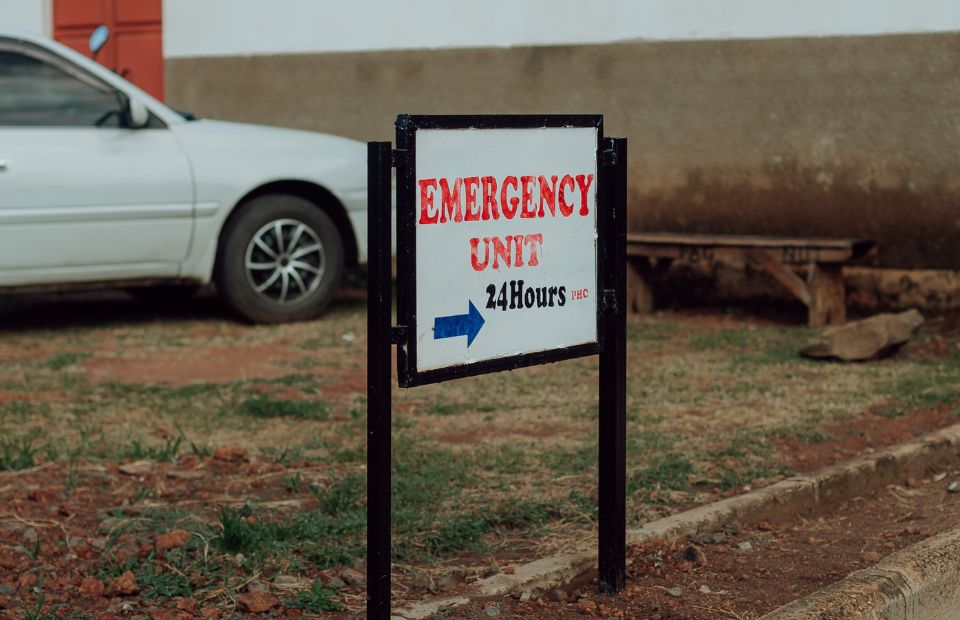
<box><xmin>626</xmin><ymin>233</ymin><xmax>877</xmax><ymax>326</ymax></box>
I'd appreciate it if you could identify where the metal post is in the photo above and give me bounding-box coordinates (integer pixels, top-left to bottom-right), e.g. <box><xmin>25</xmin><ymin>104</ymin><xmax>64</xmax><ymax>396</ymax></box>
<box><xmin>366</xmin><ymin>141</ymin><xmax>394</xmax><ymax>619</ymax></box>
<box><xmin>598</xmin><ymin>136</ymin><xmax>628</xmax><ymax>594</ymax></box>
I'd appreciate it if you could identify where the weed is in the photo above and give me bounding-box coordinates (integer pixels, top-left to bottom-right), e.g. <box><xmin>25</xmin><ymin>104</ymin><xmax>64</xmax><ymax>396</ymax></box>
<box><xmin>284</xmin><ymin>579</ymin><xmax>342</xmax><ymax>612</ymax></box>
<box><xmin>284</xmin><ymin>471</ymin><xmax>304</xmax><ymax>494</ymax></box>
<box><xmin>215</xmin><ymin>507</ymin><xmax>268</xmax><ymax>555</ymax></box>
<box><xmin>119</xmin><ymin>435</ymin><xmax>183</xmax><ymax>463</ymax></box>
<box><xmin>18</xmin><ymin>538</ymin><xmax>41</xmax><ymax>561</ymax></box>
<box><xmin>312</xmin><ymin>474</ymin><xmax>364</xmax><ymax>516</ymax></box>
<box><xmin>0</xmin><ymin>435</ymin><xmax>38</xmax><ymax>471</ymax></box>
<box><xmin>19</xmin><ymin>577</ymin><xmax>67</xmax><ymax>620</ymax></box>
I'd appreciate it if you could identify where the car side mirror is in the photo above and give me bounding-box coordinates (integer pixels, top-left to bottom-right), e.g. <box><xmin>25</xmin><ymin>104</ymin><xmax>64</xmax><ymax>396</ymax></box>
<box><xmin>126</xmin><ymin>99</ymin><xmax>149</xmax><ymax>129</ymax></box>
<box><xmin>89</xmin><ymin>25</ymin><xmax>109</xmax><ymax>60</ymax></box>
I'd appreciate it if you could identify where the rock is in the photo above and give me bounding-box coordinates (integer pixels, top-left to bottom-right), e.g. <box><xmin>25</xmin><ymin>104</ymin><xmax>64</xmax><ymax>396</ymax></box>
<box><xmin>800</xmin><ymin>309</ymin><xmax>924</xmax><ymax>361</ymax></box>
<box><xmin>212</xmin><ymin>446</ymin><xmax>248</xmax><ymax>462</ymax></box>
<box><xmin>340</xmin><ymin>568</ymin><xmax>366</xmax><ymax>588</ymax></box>
<box><xmin>28</xmin><ymin>486</ymin><xmax>66</xmax><ymax>502</ymax></box>
<box><xmin>948</xmin><ymin>481</ymin><xmax>959</xmax><ymax>493</ymax></box>
<box><xmin>681</xmin><ymin>544</ymin><xmax>707</xmax><ymax>566</ymax></box>
<box><xmin>106</xmin><ymin>571</ymin><xmax>138</xmax><ymax>596</ymax></box>
<box><xmin>483</xmin><ymin>559</ymin><xmax>502</xmax><ymax>578</ymax></box>
<box><xmin>666</xmin><ymin>586</ymin><xmax>682</xmax><ymax>597</ymax></box>
<box><xmin>863</xmin><ymin>551</ymin><xmax>883</xmax><ymax>563</ymax></box>
<box><xmin>484</xmin><ymin>603</ymin><xmax>501</xmax><ymax>617</ymax></box>
<box><xmin>272</xmin><ymin>575</ymin><xmax>307</xmax><ymax>589</ymax></box>
<box><xmin>166</xmin><ymin>469</ymin><xmax>207</xmax><ymax>480</ymax></box>
<box><xmin>436</xmin><ymin>567</ymin><xmax>466</xmax><ymax>591</ymax></box>
<box><xmin>97</xmin><ymin>517</ymin><xmax>129</xmax><ymax>535</ymax></box>
<box><xmin>547</xmin><ymin>589</ymin><xmax>568</xmax><ymax>602</ymax></box>
<box><xmin>118</xmin><ymin>461</ymin><xmax>153</xmax><ymax>476</ymax></box>
<box><xmin>174</xmin><ymin>597</ymin><xmax>199</xmax><ymax>614</ymax></box>
<box><xmin>237</xmin><ymin>588</ymin><xmax>278</xmax><ymax>614</ymax></box>
<box><xmin>156</xmin><ymin>529</ymin><xmax>191</xmax><ymax>554</ymax></box>
<box><xmin>79</xmin><ymin>575</ymin><xmax>106</xmax><ymax>596</ymax></box>
<box><xmin>21</xmin><ymin>528</ymin><xmax>38</xmax><ymax>544</ymax></box>
<box><xmin>577</xmin><ymin>599</ymin><xmax>598</xmax><ymax>615</ymax></box>
<box><xmin>737</xmin><ymin>541</ymin><xmax>753</xmax><ymax>552</ymax></box>
<box><xmin>411</xmin><ymin>572</ymin><xmax>436</xmax><ymax>593</ymax></box>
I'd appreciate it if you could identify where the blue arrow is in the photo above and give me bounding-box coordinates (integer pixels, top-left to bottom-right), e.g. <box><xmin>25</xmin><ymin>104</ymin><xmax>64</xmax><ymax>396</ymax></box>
<box><xmin>433</xmin><ymin>300</ymin><xmax>486</xmax><ymax>347</ymax></box>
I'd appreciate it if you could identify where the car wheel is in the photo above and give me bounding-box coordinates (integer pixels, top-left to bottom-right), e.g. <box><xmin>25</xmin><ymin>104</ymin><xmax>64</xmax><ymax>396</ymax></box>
<box><xmin>215</xmin><ymin>194</ymin><xmax>344</xmax><ymax>323</ymax></box>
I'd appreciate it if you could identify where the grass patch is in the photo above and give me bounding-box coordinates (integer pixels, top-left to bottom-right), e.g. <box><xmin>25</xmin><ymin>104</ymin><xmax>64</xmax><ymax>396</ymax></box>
<box><xmin>39</xmin><ymin>351</ymin><xmax>91</xmax><ymax>371</ymax></box>
<box><xmin>119</xmin><ymin>435</ymin><xmax>183</xmax><ymax>463</ymax></box>
<box><xmin>628</xmin><ymin>454</ymin><xmax>693</xmax><ymax>493</ymax></box>
<box><xmin>237</xmin><ymin>395</ymin><xmax>330</xmax><ymax>420</ymax></box>
<box><xmin>425</xmin><ymin>403</ymin><xmax>497</xmax><ymax>416</ymax></box>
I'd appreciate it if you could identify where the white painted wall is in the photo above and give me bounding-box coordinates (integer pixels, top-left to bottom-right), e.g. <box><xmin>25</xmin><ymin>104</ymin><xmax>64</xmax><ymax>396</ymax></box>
<box><xmin>0</xmin><ymin>0</ymin><xmax>51</xmax><ymax>35</ymax></box>
<box><xmin>164</xmin><ymin>0</ymin><xmax>960</xmax><ymax>59</ymax></box>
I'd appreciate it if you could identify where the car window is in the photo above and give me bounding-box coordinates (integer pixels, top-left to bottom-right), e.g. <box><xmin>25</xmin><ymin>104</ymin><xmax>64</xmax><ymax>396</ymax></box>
<box><xmin>0</xmin><ymin>49</ymin><xmax>122</xmax><ymax>127</ymax></box>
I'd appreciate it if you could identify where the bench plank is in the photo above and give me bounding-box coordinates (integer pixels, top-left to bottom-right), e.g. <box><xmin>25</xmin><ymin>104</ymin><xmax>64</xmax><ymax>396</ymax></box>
<box><xmin>625</xmin><ymin>233</ymin><xmax>876</xmax><ymax>326</ymax></box>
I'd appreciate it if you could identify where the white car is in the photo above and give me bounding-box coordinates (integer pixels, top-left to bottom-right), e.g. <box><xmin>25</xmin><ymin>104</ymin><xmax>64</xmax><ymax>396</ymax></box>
<box><xmin>0</xmin><ymin>30</ymin><xmax>368</xmax><ymax>323</ymax></box>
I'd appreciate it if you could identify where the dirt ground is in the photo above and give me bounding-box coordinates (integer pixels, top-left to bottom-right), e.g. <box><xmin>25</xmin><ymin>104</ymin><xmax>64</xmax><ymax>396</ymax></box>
<box><xmin>0</xmin><ymin>290</ymin><xmax>957</xmax><ymax>618</ymax></box>
<box><xmin>453</xmin><ymin>466</ymin><xmax>960</xmax><ymax>619</ymax></box>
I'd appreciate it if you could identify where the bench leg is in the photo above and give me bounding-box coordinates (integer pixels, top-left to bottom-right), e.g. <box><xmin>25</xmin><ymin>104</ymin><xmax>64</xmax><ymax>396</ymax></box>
<box><xmin>808</xmin><ymin>263</ymin><xmax>846</xmax><ymax>327</ymax></box>
<box><xmin>627</xmin><ymin>257</ymin><xmax>655</xmax><ymax>314</ymax></box>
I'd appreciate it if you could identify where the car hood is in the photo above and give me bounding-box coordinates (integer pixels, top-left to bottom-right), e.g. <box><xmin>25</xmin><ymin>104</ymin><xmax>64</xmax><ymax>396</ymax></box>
<box><xmin>170</xmin><ymin>119</ymin><xmax>367</xmax><ymax>190</ymax></box>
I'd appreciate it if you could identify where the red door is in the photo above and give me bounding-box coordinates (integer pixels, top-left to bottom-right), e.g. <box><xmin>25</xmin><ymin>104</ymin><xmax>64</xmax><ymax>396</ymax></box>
<box><xmin>53</xmin><ymin>0</ymin><xmax>164</xmax><ymax>101</ymax></box>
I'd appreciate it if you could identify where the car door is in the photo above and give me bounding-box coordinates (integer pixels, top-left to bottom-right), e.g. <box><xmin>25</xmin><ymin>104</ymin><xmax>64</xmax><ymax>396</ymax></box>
<box><xmin>0</xmin><ymin>39</ymin><xmax>194</xmax><ymax>287</ymax></box>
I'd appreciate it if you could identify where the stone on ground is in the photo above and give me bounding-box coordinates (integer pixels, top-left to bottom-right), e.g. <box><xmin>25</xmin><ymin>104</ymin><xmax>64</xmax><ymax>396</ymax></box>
<box><xmin>800</xmin><ymin>309</ymin><xmax>924</xmax><ymax>361</ymax></box>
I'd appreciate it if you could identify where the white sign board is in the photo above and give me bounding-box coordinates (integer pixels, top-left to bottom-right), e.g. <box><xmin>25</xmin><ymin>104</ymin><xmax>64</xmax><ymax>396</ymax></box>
<box><xmin>397</xmin><ymin>117</ymin><xmax>602</xmax><ymax>384</ymax></box>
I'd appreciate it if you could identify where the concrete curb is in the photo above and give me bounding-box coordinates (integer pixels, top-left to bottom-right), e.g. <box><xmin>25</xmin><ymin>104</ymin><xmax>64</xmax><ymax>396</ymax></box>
<box><xmin>394</xmin><ymin>423</ymin><xmax>960</xmax><ymax>619</ymax></box>
<box><xmin>762</xmin><ymin>525</ymin><xmax>960</xmax><ymax>619</ymax></box>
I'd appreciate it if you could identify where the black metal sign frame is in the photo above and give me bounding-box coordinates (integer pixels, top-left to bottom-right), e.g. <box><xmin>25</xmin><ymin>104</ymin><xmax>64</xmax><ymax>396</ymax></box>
<box><xmin>366</xmin><ymin>114</ymin><xmax>627</xmax><ymax>620</ymax></box>
<box><xmin>394</xmin><ymin>114</ymin><xmax>604</xmax><ymax>388</ymax></box>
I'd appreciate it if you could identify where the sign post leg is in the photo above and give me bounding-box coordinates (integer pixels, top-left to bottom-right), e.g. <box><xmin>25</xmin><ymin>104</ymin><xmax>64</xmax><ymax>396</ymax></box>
<box><xmin>598</xmin><ymin>136</ymin><xmax>628</xmax><ymax>594</ymax></box>
<box><xmin>366</xmin><ymin>141</ymin><xmax>394</xmax><ymax>619</ymax></box>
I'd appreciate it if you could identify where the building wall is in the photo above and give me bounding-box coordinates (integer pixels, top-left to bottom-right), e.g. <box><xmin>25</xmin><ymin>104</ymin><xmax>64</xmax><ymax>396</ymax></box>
<box><xmin>167</xmin><ymin>28</ymin><xmax>960</xmax><ymax>269</ymax></box>
<box><xmin>0</xmin><ymin>0</ymin><xmax>51</xmax><ymax>35</ymax></box>
<box><xmin>161</xmin><ymin>0</ymin><xmax>960</xmax><ymax>56</ymax></box>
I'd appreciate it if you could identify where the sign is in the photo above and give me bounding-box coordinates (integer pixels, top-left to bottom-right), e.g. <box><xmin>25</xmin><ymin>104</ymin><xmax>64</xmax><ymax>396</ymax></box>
<box><xmin>396</xmin><ymin>115</ymin><xmax>604</xmax><ymax>386</ymax></box>
<box><xmin>365</xmin><ymin>117</ymin><xmax>628</xmax><ymax>619</ymax></box>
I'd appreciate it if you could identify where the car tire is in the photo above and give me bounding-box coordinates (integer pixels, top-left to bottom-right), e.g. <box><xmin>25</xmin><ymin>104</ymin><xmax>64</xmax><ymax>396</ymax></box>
<box><xmin>215</xmin><ymin>194</ymin><xmax>344</xmax><ymax>323</ymax></box>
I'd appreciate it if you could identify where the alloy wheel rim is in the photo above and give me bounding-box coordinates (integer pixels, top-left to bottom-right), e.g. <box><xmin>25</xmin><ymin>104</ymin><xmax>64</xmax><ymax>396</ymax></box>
<box><xmin>244</xmin><ymin>218</ymin><xmax>326</xmax><ymax>305</ymax></box>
